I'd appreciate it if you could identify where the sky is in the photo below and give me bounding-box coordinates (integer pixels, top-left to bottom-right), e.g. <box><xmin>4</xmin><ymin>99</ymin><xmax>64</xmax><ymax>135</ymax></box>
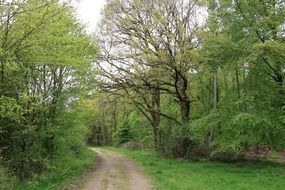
<box><xmin>74</xmin><ymin>0</ymin><xmax>208</xmax><ymax>33</ymax></box>
<box><xmin>75</xmin><ymin>0</ymin><xmax>107</xmax><ymax>33</ymax></box>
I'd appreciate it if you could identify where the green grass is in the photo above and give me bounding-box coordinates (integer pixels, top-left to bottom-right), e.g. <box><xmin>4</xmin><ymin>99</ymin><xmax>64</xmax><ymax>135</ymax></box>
<box><xmin>14</xmin><ymin>148</ymin><xmax>96</xmax><ymax>190</ymax></box>
<box><xmin>105</xmin><ymin>147</ymin><xmax>285</xmax><ymax>190</ymax></box>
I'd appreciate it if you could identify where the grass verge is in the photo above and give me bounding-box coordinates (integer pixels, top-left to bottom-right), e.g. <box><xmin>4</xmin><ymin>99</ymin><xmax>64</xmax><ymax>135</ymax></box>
<box><xmin>105</xmin><ymin>147</ymin><xmax>285</xmax><ymax>190</ymax></box>
<box><xmin>14</xmin><ymin>148</ymin><xmax>96</xmax><ymax>190</ymax></box>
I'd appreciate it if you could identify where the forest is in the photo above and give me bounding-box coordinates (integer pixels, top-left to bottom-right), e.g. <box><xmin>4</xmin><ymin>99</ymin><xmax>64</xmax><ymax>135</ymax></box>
<box><xmin>0</xmin><ymin>0</ymin><xmax>284</xmax><ymax>190</ymax></box>
<box><xmin>94</xmin><ymin>0</ymin><xmax>285</xmax><ymax>158</ymax></box>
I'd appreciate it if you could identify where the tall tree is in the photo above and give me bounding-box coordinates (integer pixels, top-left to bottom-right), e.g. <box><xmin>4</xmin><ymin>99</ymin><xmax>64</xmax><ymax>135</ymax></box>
<box><xmin>0</xmin><ymin>0</ymin><xmax>96</xmax><ymax>179</ymax></box>
<box><xmin>98</xmin><ymin>0</ymin><xmax>203</xmax><ymax>125</ymax></box>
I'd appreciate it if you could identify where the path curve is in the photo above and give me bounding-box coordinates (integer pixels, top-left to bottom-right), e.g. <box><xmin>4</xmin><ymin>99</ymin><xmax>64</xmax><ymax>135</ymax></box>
<box><xmin>81</xmin><ymin>148</ymin><xmax>153</xmax><ymax>190</ymax></box>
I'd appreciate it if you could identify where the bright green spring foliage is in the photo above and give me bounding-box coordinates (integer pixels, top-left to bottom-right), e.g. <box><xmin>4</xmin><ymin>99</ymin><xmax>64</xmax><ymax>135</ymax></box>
<box><xmin>0</xmin><ymin>0</ymin><xmax>97</xmax><ymax>188</ymax></box>
<box><xmin>0</xmin><ymin>163</ymin><xmax>16</xmax><ymax>190</ymax></box>
<box><xmin>192</xmin><ymin>0</ymin><xmax>285</xmax><ymax>154</ymax></box>
<box><xmin>14</xmin><ymin>149</ymin><xmax>96</xmax><ymax>190</ymax></box>
<box><xmin>93</xmin><ymin>0</ymin><xmax>285</xmax><ymax>160</ymax></box>
<box><xmin>1</xmin><ymin>0</ymin><xmax>284</xmax><ymax>188</ymax></box>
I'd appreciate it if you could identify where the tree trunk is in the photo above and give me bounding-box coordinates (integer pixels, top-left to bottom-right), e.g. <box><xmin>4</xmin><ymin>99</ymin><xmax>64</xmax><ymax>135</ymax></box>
<box><xmin>213</xmin><ymin>72</ymin><xmax>218</xmax><ymax>109</ymax></box>
<box><xmin>0</xmin><ymin>60</ymin><xmax>4</xmax><ymax>96</ymax></box>
<box><xmin>242</xmin><ymin>63</ymin><xmax>247</xmax><ymax>111</ymax></box>
<box><xmin>223</xmin><ymin>71</ymin><xmax>229</xmax><ymax>96</ymax></box>
<box><xmin>180</xmin><ymin>100</ymin><xmax>190</xmax><ymax>124</ymax></box>
<box><xmin>208</xmin><ymin>72</ymin><xmax>218</xmax><ymax>144</ymax></box>
<box><xmin>110</xmin><ymin>99</ymin><xmax>117</xmax><ymax>145</ymax></box>
<box><xmin>235</xmin><ymin>68</ymin><xmax>241</xmax><ymax>100</ymax></box>
<box><xmin>152</xmin><ymin>122</ymin><xmax>159</xmax><ymax>150</ymax></box>
<box><xmin>150</xmin><ymin>87</ymin><xmax>160</xmax><ymax>150</ymax></box>
<box><xmin>179</xmin><ymin>75</ymin><xmax>190</xmax><ymax>124</ymax></box>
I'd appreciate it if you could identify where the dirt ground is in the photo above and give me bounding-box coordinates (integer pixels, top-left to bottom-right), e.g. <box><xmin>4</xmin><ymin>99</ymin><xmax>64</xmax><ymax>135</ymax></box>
<box><xmin>80</xmin><ymin>148</ymin><xmax>153</xmax><ymax>190</ymax></box>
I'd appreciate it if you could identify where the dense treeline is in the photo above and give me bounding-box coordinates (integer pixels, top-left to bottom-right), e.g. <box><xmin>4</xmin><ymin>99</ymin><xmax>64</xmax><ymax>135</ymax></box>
<box><xmin>0</xmin><ymin>0</ymin><xmax>96</xmax><ymax>188</ymax></box>
<box><xmin>92</xmin><ymin>0</ymin><xmax>285</xmax><ymax>160</ymax></box>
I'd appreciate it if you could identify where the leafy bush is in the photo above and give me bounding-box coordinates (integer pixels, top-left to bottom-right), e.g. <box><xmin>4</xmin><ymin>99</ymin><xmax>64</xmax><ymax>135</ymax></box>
<box><xmin>214</xmin><ymin>113</ymin><xmax>285</xmax><ymax>153</ymax></box>
<box><xmin>0</xmin><ymin>95</ymin><xmax>91</xmax><ymax>179</ymax></box>
<box><xmin>156</xmin><ymin>124</ymin><xmax>196</xmax><ymax>158</ymax></box>
<box><xmin>0</xmin><ymin>96</ymin><xmax>23</xmax><ymax>122</ymax></box>
<box><xmin>190</xmin><ymin>111</ymin><xmax>221</xmax><ymax>143</ymax></box>
<box><xmin>121</xmin><ymin>141</ymin><xmax>143</xmax><ymax>150</ymax></box>
<box><xmin>14</xmin><ymin>149</ymin><xmax>96</xmax><ymax>190</ymax></box>
<box><xmin>0</xmin><ymin>164</ymin><xmax>17</xmax><ymax>190</ymax></box>
<box><xmin>114</xmin><ymin>119</ymin><xmax>135</xmax><ymax>144</ymax></box>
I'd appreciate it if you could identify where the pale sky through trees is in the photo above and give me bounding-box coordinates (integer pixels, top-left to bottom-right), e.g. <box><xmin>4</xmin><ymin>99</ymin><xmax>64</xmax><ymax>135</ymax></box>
<box><xmin>75</xmin><ymin>0</ymin><xmax>107</xmax><ymax>33</ymax></box>
<box><xmin>74</xmin><ymin>0</ymin><xmax>207</xmax><ymax>33</ymax></box>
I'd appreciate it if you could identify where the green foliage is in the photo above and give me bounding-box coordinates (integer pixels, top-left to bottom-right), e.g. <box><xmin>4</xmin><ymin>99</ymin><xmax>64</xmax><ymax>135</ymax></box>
<box><xmin>0</xmin><ymin>0</ymin><xmax>97</xmax><ymax>185</ymax></box>
<box><xmin>190</xmin><ymin>111</ymin><xmax>221</xmax><ymax>143</ymax></box>
<box><xmin>0</xmin><ymin>164</ymin><xmax>17</xmax><ymax>190</ymax></box>
<box><xmin>91</xmin><ymin>0</ymin><xmax>285</xmax><ymax>162</ymax></box>
<box><xmin>53</xmin><ymin>107</ymin><xmax>90</xmax><ymax>155</ymax></box>
<box><xmin>0</xmin><ymin>96</ymin><xmax>22</xmax><ymax>122</ymax></box>
<box><xmin>114</xmin><ymin>119</ymin><xmax>135</xmax><ymax>144</ymax></box>
<box><xmin>214</xmin><ymin>113</ymin><xmax>285</xmax><ymax>153</ymax></box>
<box><xmin>113</xmin><ymin>111</ymin><xmax>153</xmax><ymax>149</ymax></box>
<box><xmin>14</xmin><ymin>149</ymin><xmax>96</xmax><ymax>190</ymax></box>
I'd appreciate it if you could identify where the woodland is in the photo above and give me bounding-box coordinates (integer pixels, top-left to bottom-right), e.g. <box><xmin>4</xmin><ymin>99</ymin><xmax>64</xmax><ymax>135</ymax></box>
<box><xmin>0</xmin><ymin>0</ymin><xmax>284</xmax><ymax>189</ymax></box>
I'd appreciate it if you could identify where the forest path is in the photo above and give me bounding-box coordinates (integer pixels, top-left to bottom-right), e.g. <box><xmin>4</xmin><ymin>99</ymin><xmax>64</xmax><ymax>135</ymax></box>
<box><xmin>80</xmin><ymin>148</ymin><xmax>153</xmax><ymax>190</ymax></box>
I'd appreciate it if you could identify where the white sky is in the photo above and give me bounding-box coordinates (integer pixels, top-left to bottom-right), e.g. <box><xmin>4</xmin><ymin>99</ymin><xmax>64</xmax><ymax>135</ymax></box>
<box><xmin>74</xmin><ymin>0</ymin><xmax>208</xmax><ymax>33</ymax></box>
<box><xmin>75</xmin><ymin>0</ymin><xmax>107</xmax><ymax>33</ymax></box>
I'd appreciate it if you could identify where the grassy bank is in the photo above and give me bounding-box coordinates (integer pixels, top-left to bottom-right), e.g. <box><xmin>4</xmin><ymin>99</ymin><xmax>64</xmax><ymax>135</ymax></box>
<box><xmin>106</xmin><ymin>147</ymin><xmax>285</xmax><ymax>190</ymax></box>
<box><xmin>14</xmin><ymin>149</ymin><xmax>96</xmax><ymax>190</ymax></box>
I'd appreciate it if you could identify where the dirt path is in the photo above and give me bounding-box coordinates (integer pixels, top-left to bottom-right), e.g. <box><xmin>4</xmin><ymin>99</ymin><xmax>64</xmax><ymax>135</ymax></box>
<box><xmin>81</xmin><ymin>148</ymin><xmax>153</xmax><ymax>190</ymax></box>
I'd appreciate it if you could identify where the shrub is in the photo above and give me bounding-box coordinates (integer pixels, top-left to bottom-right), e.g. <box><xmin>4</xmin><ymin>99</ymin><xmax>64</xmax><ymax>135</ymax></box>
<box><xmin>0</xmin><ymin>164</ymin><xmax>17</xmax><ymax>190</ymax></box>
<box><xmin>114</xmin><ymin>119</ymin><xmax>135</xmax><ymax>145</ymax></box>
<box><xmin>213</xmin><ymin>113</ymin><xmax>285</xmax><ymax>154</ymax></box>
